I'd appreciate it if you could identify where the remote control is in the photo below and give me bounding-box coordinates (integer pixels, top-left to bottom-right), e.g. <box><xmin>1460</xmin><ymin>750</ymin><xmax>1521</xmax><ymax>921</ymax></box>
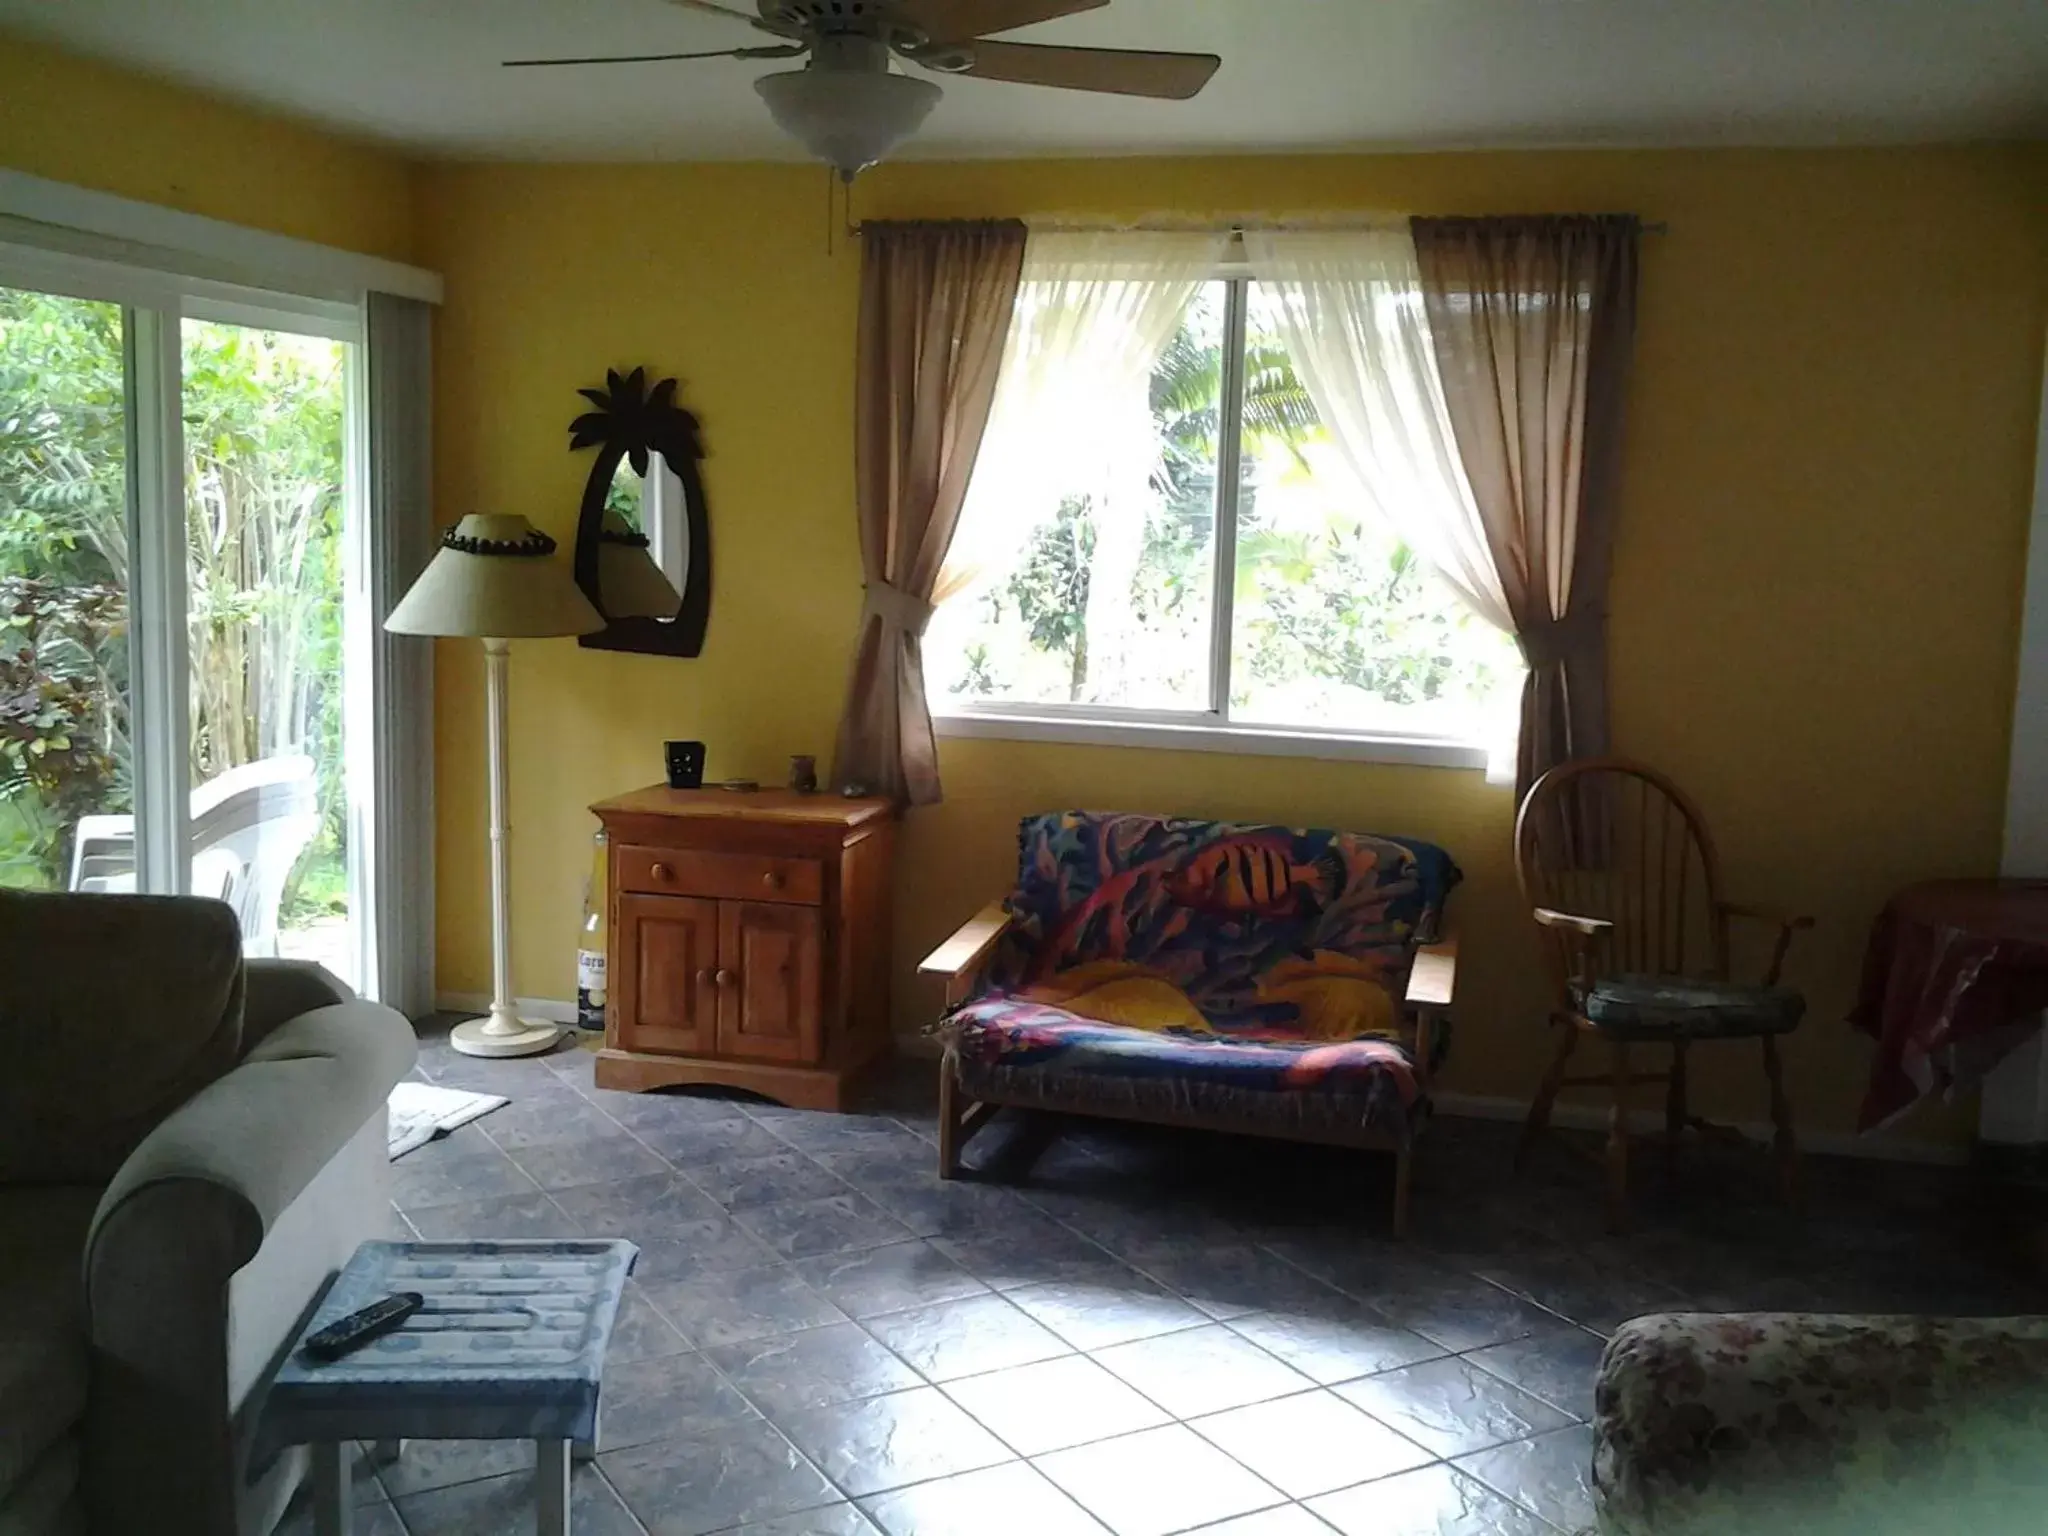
<box><xmin>300</xmin><ymin>1292</ymin><xmax>423</xmax><ymax>1362</ymax></box>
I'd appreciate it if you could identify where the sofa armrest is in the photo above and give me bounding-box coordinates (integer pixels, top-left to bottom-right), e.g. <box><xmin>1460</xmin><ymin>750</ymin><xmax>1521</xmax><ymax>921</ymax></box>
<box><xmin>82</xmin><ymin>999</ymin><xmax>415</xmax><ymax>1535</ymax></box>
<box><xmin>920</xmin><ymin>901</ymin><xmax>1013</xmax><ymax>1006</ymax></box>
<box><xmin>1592</xmin><ymin>1312</ymin><xmax>2048</xmax><ymax>1535</ymax></box>
<box><xmin>243</xmin><ymin>958</ymin><xmax>357</xmax><ymax>1048</ymax></box>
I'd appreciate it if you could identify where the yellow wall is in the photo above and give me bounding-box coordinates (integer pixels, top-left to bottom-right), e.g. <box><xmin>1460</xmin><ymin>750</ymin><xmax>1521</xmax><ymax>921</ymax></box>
<box><xmin>0</xmin><ymin>34</ymin><xmax>417</xmax><ymax>263</ymax></box>
<box><xmin>419</xmin><ymin>147</ymin><xmax>2047</xmax><ymax>1149</ymax></box>
<box><xmin>5</xmin><ymin>29</ymin><xmax>2040</xmax><ymax>1150</ymax></box>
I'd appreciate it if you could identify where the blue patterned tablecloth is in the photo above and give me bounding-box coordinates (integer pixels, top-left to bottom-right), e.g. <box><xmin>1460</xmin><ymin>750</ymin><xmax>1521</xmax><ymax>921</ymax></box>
<box><xmin>267</xmin><ymin>1240</ymin><xmax>639</xmax><ymax>1445</ymax></box>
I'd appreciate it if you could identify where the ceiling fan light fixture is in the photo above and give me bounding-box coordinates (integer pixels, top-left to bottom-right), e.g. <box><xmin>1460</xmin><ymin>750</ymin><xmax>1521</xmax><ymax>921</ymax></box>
<box><xmin>755</xmin><ymin>65</ymin><xmax>942</xmax><ymax>182</ymax></box>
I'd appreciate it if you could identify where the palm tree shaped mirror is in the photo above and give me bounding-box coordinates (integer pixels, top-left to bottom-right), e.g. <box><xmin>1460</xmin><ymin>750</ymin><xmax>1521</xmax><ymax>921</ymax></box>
<box><xmin>569</xmin><ymin>367</ymin><xmax>711</xmax><ymax>656</ymax></box>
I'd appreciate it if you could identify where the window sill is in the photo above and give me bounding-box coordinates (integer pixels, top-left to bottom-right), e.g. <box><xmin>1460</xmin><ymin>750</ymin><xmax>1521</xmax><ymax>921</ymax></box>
<box><xmin>931</xmin><ymin>709</ymin><xmax>1490</xmax><ymax>770</ymax></box>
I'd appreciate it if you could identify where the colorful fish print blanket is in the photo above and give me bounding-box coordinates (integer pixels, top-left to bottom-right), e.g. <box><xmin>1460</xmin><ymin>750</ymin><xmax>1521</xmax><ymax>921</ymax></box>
<box><xmin>942</xmin><ymin>812</ymin><xmax>1460</xmax><ymax>1115</ymax></box>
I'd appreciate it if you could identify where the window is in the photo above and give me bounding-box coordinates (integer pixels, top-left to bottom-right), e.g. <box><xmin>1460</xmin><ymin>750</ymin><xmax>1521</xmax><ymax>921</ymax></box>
<box><xmin>926</xmin><ymin>261</ymin><xmax>1523</xmax><ymax>764</ymax></box>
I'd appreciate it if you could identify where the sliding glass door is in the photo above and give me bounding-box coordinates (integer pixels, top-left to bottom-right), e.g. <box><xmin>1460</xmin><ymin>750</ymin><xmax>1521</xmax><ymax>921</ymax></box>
<box><xmin>1</xmin><ymin>272</ymin><xmax>374</xmax><ymax>991</ymax></box>
<box><xmin>181</xmin><ymin>315</ymin><xmax>358</xmax><ymax>981</ymax></box>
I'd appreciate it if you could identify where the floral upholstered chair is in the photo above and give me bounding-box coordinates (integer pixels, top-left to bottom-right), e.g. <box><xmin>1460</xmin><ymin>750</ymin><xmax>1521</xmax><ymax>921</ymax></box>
<box><xmin>920</xmin><ymin>812</ymin><xmax>1460</xmax><ymax>1233</ymax></box>
<box><xmin>1593</xmin><ymin>1311</ymin><xmax>2048</xmax><ymax>1534</ymax></box>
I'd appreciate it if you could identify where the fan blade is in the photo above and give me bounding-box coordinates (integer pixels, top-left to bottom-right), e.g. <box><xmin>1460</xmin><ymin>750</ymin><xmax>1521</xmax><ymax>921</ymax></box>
<box><xmin>503</xmin><ymin>44</ymin><xmax>802</xmax><ymax>66</ymax></box>
<box><xmin>894</xmin><ymin>0</ymin><xmax>1109</xmax><ymax>43</ymax></box>
<box><xmin>954</xmin><ymin>39</ymin><xmax>1218</xmax><ymax>98</ymax></box>
<box><xmin>660</xmin><ymin>0</ymin><xmax>762</xmax><ymax>22</ymax></box>
<box><xmin>658</xmin><ymin>0</ymin><xmax>806</xmax><ymax>37</ymax></box>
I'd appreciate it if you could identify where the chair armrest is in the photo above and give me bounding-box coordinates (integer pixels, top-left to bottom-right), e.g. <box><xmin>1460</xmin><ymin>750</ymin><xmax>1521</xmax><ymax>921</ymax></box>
<box><xmin>1718</xmin><ymin>901</ymin><xmax>1815</xmax><ymax>932</ymax></box>
<box><xmin>82</xmin><ymin>1000</ymin><xmax>414</xmax><ymax>1531</ymax></box>
<box><xmin>919</xmin><ymin>900</ymin><xmax>1013</xmax><ymax>1005</ymax></box>
<box><xmin>1405</xmin><ymin>937</ymin><xmax>1457</xmax><ymax>1011</ymax></box>
<box><xmin>1533</xmin><ymin>907</ymin><xmax>1613</xmax><ymax>996</ymax></box>
<box><xmin>1533</xmin><ymin>907</ymin><xmax>1615</xmax><ymax>938</ymax></box>
<box><xmin>1717</xmin><ymin>902</ymin><xmax>1815</xmax><ymax>986</ymax></box>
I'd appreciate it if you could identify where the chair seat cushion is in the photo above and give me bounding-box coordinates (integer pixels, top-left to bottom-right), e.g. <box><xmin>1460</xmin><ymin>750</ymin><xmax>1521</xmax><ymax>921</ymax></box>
<box><xmin>1583</xmin><ymin>975</ymin><xmax>1805</xmax><ymax>1039</ymax></box>
<box><xmin>944</xmin><ymin>994</ymin><xmax>1427</xmax><ymax>1141</ymax></box>
<box><xmin>0</xmin><ymin>1188</ymin><xmax>96</xmax><ymax>1503</ymax></box>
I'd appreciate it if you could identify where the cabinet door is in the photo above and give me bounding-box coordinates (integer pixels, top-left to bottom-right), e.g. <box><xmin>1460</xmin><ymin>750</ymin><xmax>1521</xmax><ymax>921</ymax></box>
<box><xmin>613</xmin><ymin>893</ymin><xmax>720</xmax><ymax>1056</ymax></box>
<box><xmin>716</xmin><ymin>901</ymin><xmax>823</xmax><ymax>1064</ymax></box>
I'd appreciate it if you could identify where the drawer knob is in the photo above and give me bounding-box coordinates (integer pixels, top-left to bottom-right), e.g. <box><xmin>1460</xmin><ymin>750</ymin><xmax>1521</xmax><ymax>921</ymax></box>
<box><xmin>762</xmin><ymin>870</ymin><xmax>784</xmax><ymax>889</ymax></box>
<box><xmin>715</xmin><ymin>968</ymin><xmax>734</xmax><ymax>987</ymax></box>
<box><xmin>650</xmin><ymin>862</ymin><xmax>673</xmax><ymax>881</ymax></box>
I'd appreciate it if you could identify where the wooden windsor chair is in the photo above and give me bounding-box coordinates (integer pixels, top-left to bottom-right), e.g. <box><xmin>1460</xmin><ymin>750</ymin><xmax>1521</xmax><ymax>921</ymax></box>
<box><xmin>1512</xmin><ymin>758</ymin><xmax>1812</xmax><ymax>1230</ymax></box>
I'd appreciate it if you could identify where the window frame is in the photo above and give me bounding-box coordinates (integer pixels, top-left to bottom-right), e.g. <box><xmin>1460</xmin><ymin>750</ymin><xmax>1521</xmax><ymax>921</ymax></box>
<box><xmin>929</xmin><ymin>264</ymin><xmax>1495</xmax><ymax>772</ymax></box>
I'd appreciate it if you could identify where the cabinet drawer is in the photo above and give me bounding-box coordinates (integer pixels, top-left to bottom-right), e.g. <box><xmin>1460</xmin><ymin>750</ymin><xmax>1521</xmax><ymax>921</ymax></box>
<box><xmin>617</xmin><ymin>844</ymin><xmax>823</xmax><ymax>905</ymax></box>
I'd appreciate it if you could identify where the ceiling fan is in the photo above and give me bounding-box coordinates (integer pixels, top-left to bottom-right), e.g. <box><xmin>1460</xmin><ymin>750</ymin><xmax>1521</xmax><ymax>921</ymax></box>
<box><xmin>505</xmin><ymin>0</ymin><xmax>1222</xmax><ymax>181</ymax></box>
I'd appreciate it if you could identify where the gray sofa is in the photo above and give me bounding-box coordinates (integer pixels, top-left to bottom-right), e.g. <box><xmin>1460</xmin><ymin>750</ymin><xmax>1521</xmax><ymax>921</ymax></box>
<box><xmin>1593</xmin><ymin>1311</ymin><xmax>2048</xmax><ymax>1535</ymax></box>
<box><xmin>0</xmin><ymin>891</ymin><xmax>415</xmax><ymax>1536</ymax></box>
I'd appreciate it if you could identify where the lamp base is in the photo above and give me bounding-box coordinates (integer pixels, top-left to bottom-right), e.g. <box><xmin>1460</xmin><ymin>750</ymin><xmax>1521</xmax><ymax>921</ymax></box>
<box><xmin>450</xmin><ymin>1010</ymin><xmax>563</xmax><ymax>1058</ymax></box>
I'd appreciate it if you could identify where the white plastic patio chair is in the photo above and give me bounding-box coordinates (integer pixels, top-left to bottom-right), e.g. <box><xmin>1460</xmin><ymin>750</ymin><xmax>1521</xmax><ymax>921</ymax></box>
<box><xmin>67</xmin><ymin>754</ymin><xmax>323</xmax><ymax>958</ymax></box>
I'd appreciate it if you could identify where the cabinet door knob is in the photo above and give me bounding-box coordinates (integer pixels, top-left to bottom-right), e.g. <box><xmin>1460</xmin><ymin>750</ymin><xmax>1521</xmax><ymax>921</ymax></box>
<box><xmin>650</xmin><ymin>862</ymin><xmax>672</xmax><ymax>882</ymax></box>
<box><xmin>762</xmin><ymin>870</ymin><xmax>783</xmax><ymax>889</ymax></box>
<box><xmin>714</xmin><ymin>968</ymin><xmax>734</xmax><ymax>987</ymax></box>
<box><xmin>694</xmin><ymin>967</ymin><xmax>711</xmax><ymax>985</ymax></box>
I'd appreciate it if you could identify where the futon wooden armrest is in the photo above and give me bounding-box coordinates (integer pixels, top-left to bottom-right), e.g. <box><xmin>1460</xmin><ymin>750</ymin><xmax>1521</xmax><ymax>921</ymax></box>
<box><xmin>1718</xmin><ymin>901</ymin><xmax>1815</xmax><ymax>931</ymax></box>
<box><xmin>920</xmin><ymin>901</ymin><xmax>1012</xmax><ymax>1004</ymax></box>
<box><xmin>1405</xmin><ymin>937</ymin><xmax>1457</xmax><ymax>1011</ymax></box>
<box><xmin>1533</xmin><ymin>907</ymin><xmax>1615</xmax><ymax>938</ymax></box>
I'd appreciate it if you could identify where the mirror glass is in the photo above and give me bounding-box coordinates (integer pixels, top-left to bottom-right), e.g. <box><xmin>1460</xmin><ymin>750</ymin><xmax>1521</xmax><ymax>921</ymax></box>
<box><xmin>599</xmin><ymin>453</ymin><xmax>688</xmax><ymax>621</ymax></box>
<box><xmin>604</xmin><ymin>456</ymin><xmax>646</xmax><ymax>536</ymax></box>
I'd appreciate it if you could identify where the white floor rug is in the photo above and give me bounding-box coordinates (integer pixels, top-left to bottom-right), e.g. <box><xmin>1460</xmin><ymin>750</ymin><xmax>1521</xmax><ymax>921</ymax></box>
<box><xmin>387</xmin><ymin>1081</ymin><xmax>508</xmax><ymax>1160</ymax></box>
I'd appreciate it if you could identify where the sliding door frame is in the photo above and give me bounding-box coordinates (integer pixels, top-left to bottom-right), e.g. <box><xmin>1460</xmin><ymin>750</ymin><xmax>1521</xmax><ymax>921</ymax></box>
<box><xmin>2</xmin><ymin>242</ymin><xmax>387</xmax><ymax>996</ymax></box>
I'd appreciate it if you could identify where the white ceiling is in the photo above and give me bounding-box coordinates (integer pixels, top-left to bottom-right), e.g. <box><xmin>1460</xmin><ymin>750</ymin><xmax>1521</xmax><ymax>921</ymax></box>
<box><xmin>5</xmin><ymin>0</ymin><xmax>2046</xmax><ymax>162</ymax></box>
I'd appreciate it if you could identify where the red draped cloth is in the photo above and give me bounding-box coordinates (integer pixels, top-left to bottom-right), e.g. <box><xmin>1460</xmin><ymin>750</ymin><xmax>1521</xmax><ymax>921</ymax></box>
<box><xmin>1853</xmin><ymin>879</ymin><xmax>2048</xmax><ymax>1131</ymax></box>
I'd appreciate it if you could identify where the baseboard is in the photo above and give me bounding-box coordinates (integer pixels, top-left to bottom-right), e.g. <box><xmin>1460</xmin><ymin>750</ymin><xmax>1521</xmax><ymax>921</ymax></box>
<box><xmin>433</xmin><ymin>992</ymin><xmax>579</xmax><ymax>1026</ymax></box>
<box><xmin>1428</xmin><ymin>1090</ymin><xmax>1969</xmax><ymax>1167</ymax></box>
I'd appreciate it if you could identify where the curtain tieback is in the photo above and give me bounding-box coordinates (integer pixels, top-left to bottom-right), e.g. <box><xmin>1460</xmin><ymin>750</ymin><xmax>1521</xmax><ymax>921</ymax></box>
<box><xmin>863</xmin><ymin>580</ymin><xmax>937</xmax><ymax>638</ymax></box>
<box><xmin>1518</xmin><ymin>607</ymin><xmax>1606</xmax><ymax>670</ymax></box>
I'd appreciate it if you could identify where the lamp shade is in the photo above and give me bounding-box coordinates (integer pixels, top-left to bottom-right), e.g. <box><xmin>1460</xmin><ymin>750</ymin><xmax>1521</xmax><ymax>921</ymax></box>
<box><xmin>597</xmin><ymin>508</ymin><xmax>683</xmax><ymax>621</ymax></box>
<box><xmin>385</xmin><ymin>514</ymin><xmax>603</xmax><ymax>639</ymax></box>
<box><xmin>755</xmin><ymin>66</ymin><xmax>942</xmax><ymax>182</ymax></box>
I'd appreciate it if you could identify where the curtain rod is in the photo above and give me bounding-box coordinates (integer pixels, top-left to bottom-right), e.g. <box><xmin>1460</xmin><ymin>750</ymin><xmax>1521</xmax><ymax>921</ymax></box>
<box><xmin>841</xmin><ymin>214</ymin><xmax>1669</xmax><ymax>237</ymax></box>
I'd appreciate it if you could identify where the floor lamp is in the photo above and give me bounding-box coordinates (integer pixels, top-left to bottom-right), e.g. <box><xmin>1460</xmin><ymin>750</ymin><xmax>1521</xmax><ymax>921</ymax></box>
<box><xmin>386</xmin><ymin>514</ymin><xmax>604</xmax><ymax>1058</ymax></box>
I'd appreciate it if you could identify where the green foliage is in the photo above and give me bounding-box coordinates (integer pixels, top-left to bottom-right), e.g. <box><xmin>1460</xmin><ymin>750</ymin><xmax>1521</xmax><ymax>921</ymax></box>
<box><xmin>938</xmin><ymin>279</ymin><xmax>1517</xmax><ymax>729</ymax></box>
<box><xmin>1005</xmin><ymin>496</ymin><xmax>1096</xmax><ymax>700</ymax></box>
<box><xmin>0</xmin><ymin>286</ymin><xmax>350</xmax><ymax>914</ymax></box>
<box><xmin>1233</xmin><ymin>522</ymin><xmax>1505</xmax><ymax>707</ymax></box>
<box><xmin>604</xmin><ymin>458</ymin><xmax>645</xmax><ymax>533</ymax></box>
<box><xmin>0</xmin><ymin>578</ymin><xmax>127</xmax><ymax>885</ymax></box>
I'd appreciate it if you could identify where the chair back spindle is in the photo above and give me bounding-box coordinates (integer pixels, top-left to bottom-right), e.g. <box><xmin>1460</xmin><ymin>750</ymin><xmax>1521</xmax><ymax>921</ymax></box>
<box><xmin>1514</xmin><ymin>758</ymin><xmax>1727</xmax><ymax>988</ymax></box>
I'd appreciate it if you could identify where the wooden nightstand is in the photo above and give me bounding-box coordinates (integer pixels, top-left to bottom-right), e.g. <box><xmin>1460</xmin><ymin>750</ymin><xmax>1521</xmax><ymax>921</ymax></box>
<box><xmin>589</xmin><ymin>785</ymin><xmax>895</xmax><ymax>1110</ymax></box>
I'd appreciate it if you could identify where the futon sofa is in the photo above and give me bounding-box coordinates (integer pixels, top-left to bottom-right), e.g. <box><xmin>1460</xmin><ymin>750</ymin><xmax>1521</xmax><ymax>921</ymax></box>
<box><xmin>0</xmin><ymin>891</ymin><xmax>415</xmax><ymax>1536</ymax></box>
<box><xmin>1593</xmin><ymin>1311</ymin><xmax>2048</xmax><ymax>1534</ymax></box>
<box><xmin>921</xmin><ymin>811</ymin><xmax>1459</xmax><ymax>1232</ymax></box>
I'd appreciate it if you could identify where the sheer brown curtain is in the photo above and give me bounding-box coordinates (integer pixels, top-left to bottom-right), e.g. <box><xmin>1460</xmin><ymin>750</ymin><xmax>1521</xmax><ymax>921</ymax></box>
<box><xmin>1410</xmin><ymin>215</ymin><xmax>1640</xmax><ymax>800</ymax></box>
<box><xmin>831</xmin><ymin>219</ymin><xmax>1027</xmax><ymax>805</ymax></box>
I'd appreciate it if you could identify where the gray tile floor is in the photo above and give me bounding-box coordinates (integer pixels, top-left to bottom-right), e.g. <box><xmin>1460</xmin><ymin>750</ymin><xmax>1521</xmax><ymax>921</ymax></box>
<box><xmin>286</xmin><ymin>1026</ymin><xmax>2042</xmax><ymax>1536</ymax></box>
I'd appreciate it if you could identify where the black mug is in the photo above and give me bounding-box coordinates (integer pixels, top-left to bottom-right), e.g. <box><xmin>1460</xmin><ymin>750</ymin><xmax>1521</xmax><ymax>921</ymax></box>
<box><xmin>665</xmin><ymin>740</ymin><xmax>706</xmax><ymax>789</ymax></box>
